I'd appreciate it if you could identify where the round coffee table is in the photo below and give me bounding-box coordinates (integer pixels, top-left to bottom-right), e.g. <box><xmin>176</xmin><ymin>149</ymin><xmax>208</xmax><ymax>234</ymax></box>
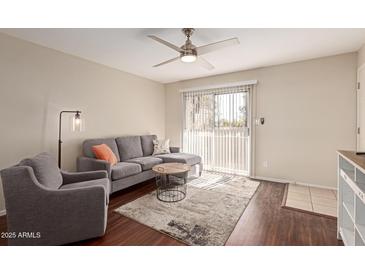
<box><xmin>152</xmin><ymin>163</ymin><xmax>191</xmax><ymax>202</ymax></box>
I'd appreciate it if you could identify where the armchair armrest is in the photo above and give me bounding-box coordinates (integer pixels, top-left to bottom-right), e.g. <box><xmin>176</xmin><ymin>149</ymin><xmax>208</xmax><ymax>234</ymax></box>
<box><xmin>77</xmin><ymin>156</ymin><xmax>111</xmax><ymax>177</ymax></box>
<box><xmin>35</xmin><ymin>184</ymin><xmax>107</xmax><ymax>245</ymax></box>
<box><xmin>61</xmin><ymin>170</ymin><xmax>108</xmax><ymax>185</ymax></box>
<box><xmin>170</xmin><ymin>147</ymin><xmax>180</xmax><ymax>153</ymax></box>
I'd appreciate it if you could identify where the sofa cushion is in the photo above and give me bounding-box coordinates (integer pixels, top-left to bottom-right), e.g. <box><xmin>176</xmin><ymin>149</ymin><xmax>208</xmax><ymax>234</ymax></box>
<box><xmin>156</xmin><ymin>153</ymin><xmax>202</xmax><ymax>166</ymax></box>
<box><xmin>111</xmin><ymin>162</ymin><xmax>142</xmax><ymax>180</ymax></box>
<box><xmin>116</xmin><ymin>136</ymin><xmax>143</xmax><ymax>161</ymax></box>
<box><xmin>83</xmin><ymin>138</ymin><xmax>120</xmax><ymax>162</ymax></box>
<box><xmin>19</xmin><ymin>152</ymin><xmax>62</xmax><ymax>189</ymax></box>
<box><xmin>126</xmin><ymin>156</ymin><xmax>163</xmax><ymax>171</ymax></box>
<box><xmin>60</xmin><ymin>178</ymin><xmax>110</xmax><ymax>204</ymax></box>
<box><xmin>141</xmin><ymin>135</ymin><xmax>157</xmax><ymax>156</ymax></box>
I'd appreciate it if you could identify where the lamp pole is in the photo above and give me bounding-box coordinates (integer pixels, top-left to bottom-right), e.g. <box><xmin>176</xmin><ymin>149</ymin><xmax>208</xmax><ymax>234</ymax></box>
<box><xmin>58</xmin><ymin>110</ymin><xmax>82</xmax><ymax>168</ymax></box>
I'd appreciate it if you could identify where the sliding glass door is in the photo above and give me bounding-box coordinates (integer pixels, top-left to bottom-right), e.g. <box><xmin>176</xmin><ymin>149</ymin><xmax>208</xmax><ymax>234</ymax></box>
<box><xmin>182</xmin><ymin>84</ymin><xmax>251</xmax><ymax>175</ymax></box>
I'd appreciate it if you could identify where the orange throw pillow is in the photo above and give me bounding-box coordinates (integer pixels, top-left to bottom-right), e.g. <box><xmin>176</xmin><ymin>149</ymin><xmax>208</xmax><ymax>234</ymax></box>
<box><xmin>92</xmin><ymin>144</ymin><xmax>118</xmax><ymax>166</ymax></box>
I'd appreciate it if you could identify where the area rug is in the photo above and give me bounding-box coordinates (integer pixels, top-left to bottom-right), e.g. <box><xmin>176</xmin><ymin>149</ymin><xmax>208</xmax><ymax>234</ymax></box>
<box><xmin>114</xmin><ymin>172</ymin><xmax>260</xmax><ymax>246</ymax></box>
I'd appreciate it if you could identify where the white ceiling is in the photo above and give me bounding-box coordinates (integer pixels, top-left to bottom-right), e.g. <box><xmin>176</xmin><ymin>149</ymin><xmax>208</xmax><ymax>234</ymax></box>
<box><xmin>2</xmin><ymin>28</ymin><xmax>365</xmax><ymax>83</ymax></box>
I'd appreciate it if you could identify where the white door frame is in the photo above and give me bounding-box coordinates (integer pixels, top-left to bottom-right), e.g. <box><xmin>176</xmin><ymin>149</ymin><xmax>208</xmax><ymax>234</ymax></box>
<box><xmin>248</xmin><ymin>84</ymin><xmax>257</xmax><ymax>178</ymax></box>
<box><xmin>357</xmin><ymin>65</ymin><xmax>365</xmax><ymax>153</ymax></box>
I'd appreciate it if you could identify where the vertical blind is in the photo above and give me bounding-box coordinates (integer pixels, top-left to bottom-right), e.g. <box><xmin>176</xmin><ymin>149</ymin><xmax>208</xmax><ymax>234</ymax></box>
<box><xmin>182</xmin><ymin>84</ymin><xmax>253</xmax><ymax>175</ymax></box>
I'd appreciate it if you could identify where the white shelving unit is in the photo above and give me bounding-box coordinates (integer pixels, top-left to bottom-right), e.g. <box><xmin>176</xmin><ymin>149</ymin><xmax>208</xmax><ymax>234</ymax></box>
<box><xmin>338</xmin><ymin>151</ymin><xmax>365</xmax><ymax>245</ymax></box>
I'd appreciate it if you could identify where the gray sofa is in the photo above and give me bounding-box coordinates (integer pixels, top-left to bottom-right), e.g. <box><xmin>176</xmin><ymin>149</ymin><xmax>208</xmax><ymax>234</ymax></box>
<box><xmin>77</xmin><ymin>135</ymin><xmax>202</xmax><ymax>193</ymax></box>
<box><xmin>0</xmin><ymin>153</ymin><xmax>109</xmax><ymax>246</ymax></box>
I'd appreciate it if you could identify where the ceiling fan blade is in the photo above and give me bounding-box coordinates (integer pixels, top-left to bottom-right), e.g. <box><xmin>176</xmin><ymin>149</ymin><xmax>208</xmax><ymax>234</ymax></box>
<box><xmin>153</xmin><ymin>57</ymin><xmax>180</xmax><ymax>67</ymax></box>
<box><xmin>197</xmin><ymin>57</ymin><xmax>215</xmax><ymax>70</ymax></box>
<box><xmin>196</xmin><ymin>37</ymin><xmax>240</xmax><ymax>55</ymax></box>
<box><xmin>148</xmin><ymin>35</ymin><xmax>182</xmax><ymax>53</ymax></box>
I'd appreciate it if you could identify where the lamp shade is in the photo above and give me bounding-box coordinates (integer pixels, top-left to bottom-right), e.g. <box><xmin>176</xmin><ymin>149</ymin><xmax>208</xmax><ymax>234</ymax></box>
<box><xmin>71</xmin><ymin>111</ymin><xmax>84</xmax><ymax>132</ymax></box>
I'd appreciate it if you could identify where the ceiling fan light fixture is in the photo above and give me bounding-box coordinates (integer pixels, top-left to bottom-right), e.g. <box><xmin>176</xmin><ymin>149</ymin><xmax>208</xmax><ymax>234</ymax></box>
<box><xmin>180</xmin><ymin>54</ymin><xmax>197</xmax><ymax>63</ymax></box>
<box><xmin>180</xmin><ymin>52</ymin><xmax>197</xmax><ymax>63</ymax></box>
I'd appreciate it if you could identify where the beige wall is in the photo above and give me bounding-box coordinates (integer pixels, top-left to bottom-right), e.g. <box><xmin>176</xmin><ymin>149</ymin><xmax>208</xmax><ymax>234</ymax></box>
<box><xmin>0</xmin><ymin>33</ymin><xmax>165</xmax><ymax>212</ymax></box>
<box><xmin>165</xmin><ymin>53</ymin><xmax>357</xmax><ymax>188</ymax></box>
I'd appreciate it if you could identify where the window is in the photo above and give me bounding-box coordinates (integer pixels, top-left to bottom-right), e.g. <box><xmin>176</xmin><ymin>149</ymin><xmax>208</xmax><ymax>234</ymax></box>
<box><xmin>182</xmin><ymin>83</ymin><xmax>253</xmax><ymax>175</ymax></box>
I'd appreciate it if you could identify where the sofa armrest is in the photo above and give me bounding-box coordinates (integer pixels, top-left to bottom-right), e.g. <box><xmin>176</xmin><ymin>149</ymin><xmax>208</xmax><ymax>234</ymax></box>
<box><xmin>77</xmin><ymin>156</ymin><xmax>111</xmax><ymax>177</ymax></box>
<box><xmin>170</xmin><ymin>147</ymin><xmax>180</xmax><ymax>153</ymax></box>
<box><xmin>61</xmin><ymin>170</ymin><xmax>108</xmax><ymax>185</ymax></box>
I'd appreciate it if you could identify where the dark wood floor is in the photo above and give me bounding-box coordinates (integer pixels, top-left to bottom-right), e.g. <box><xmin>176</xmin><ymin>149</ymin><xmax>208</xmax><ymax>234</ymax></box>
<box><xmin>0</xmin><ymin>180</ymin><xmax>342</xmax><ymax>246</ymax></box>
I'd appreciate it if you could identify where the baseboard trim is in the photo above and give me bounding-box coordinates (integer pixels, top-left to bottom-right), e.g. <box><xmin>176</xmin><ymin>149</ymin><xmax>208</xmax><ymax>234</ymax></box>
<box><xmin>251</xmin><ymin>176</ymin><xmax>337</xmax><ymax>190</ymax></box>
<box><xmin>0</xmin><ymin>209</ymin><xmax>6</xmax><ymax>217</ymax></box>
<box><xmin>251</xmin><ymin>176</ymin><xmax>292</xmax><ymax>184</ymax></box>
<box><xmin>294</xmin><ymin>181</ymin><xmax>337</xmax><ymax>191</ymax></box>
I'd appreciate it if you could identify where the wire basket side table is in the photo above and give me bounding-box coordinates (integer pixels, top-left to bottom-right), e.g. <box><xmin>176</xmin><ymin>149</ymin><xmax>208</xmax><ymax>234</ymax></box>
<box><xmin>152</xmin><ymin>163</ymin><xmax>191</xmax><ymax>202</ymax></box>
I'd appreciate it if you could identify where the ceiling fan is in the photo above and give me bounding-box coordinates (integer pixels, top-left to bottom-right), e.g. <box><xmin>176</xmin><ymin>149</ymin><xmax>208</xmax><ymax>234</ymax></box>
<box><xmin>148</xmin><ymin>28</ymin><xmax>240</xmax><ymax>70</ymax></box>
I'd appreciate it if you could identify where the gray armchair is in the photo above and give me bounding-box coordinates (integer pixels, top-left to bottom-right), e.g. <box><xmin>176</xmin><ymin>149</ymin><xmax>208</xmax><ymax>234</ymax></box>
<box><xmin>0</xmin><ymin>152</ymin><xmax>109</xmax><ymax>246</ymax></box>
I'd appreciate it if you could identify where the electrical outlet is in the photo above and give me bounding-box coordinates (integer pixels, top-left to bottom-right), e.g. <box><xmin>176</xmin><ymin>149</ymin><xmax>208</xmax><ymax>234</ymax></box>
<box><xmin>263</xmin><ymin>160</ymin><xmax>268</xmax><ymax>168</ymax></box>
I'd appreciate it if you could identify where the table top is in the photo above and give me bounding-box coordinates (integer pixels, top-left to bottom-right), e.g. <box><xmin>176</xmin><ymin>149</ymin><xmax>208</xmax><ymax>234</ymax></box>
<box><xmin>152</xmin><ymin>163</ymin><xmax>191</xmax><ymax>175</ymax></box>
<box><xmin>338</xmin><ymin>150</ymin><xmax>365</xmax><ymax>172</ymax></box>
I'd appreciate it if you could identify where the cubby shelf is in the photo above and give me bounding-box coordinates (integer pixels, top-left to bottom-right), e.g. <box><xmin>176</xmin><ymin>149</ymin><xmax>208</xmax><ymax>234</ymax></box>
<box><xmin>355</xmin><ymin>229</ymin><xmax>365</xmax><ymax>245</ymax></box>
<box><xmin>341</xmin><ymin>227</ymin><xmax>355</xmax><ymax>246</ymax></box>
<box><xmin>343</xmin><ymin>201</ymin><xmax>355</xmax><ymax>222</ymax></box>
<box><xmin>342</xmin><ymin>169</ymin><xmax>355</xmax><ymax>182</ymax></box>
<box><xmin>338</xmin><ymin>151</ymin><xmax>365</xmax><ymax>246</ymax></box>
<box><xmin>355</xmin><ymin>224</ymin><xmax>365</xmax><ymax>243</ymax></box>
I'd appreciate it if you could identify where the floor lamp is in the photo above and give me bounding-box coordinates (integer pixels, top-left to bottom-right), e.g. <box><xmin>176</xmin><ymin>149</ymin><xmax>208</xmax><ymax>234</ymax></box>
<box><xmin>58</xmin><ymin>110</ymin><xmax>83</xmax><ymax>168</ymax></box>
